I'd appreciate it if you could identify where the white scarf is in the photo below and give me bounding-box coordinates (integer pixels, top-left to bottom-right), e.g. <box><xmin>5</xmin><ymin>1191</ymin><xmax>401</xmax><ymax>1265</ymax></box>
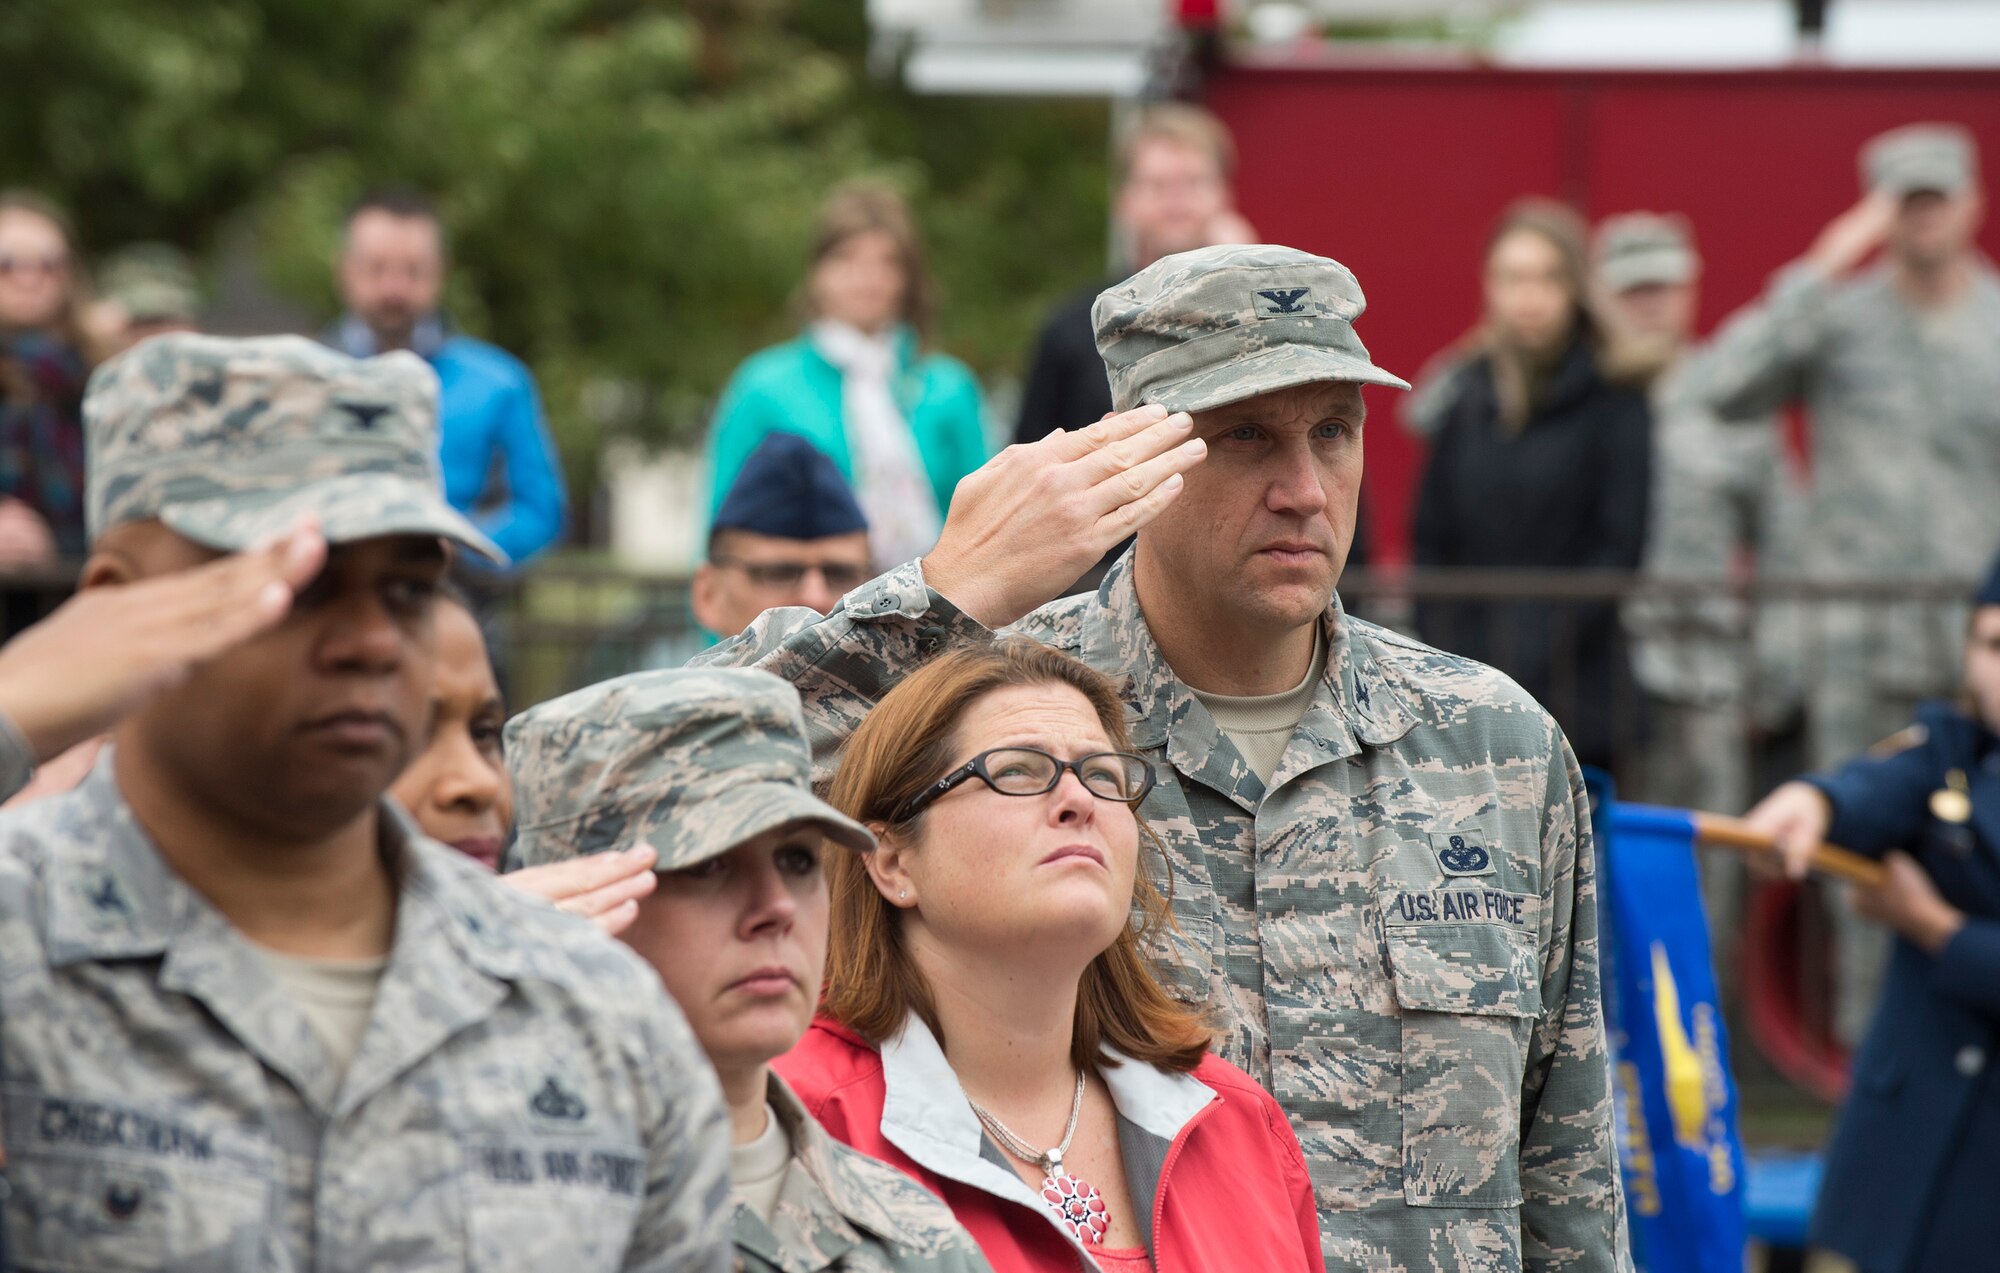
<box><xmin>809</xmin><ymin>320</ymin><xmax>944</xmax><ymax>568</ymax></box>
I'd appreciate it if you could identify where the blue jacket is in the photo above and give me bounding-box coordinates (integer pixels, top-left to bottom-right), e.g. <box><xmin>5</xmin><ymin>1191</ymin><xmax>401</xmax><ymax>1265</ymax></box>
<box><xmin>704</xmin><ymin>330</ymin><xmax>987</xmax><ymax>522</ymax></box>
<box><xmin>331</xmin><ymin>319</ymin><xmax>568</xmax><ymax>568</ymax></box>
<box><xmin>1804</xmin><ymin>701</ymin><xmax>2000</xmax><ymax>1273</ymax></box>
<box><xmin>428</xmin><ymin>337</ymin><xmax>567</xmax><ymax>567</ymax></box>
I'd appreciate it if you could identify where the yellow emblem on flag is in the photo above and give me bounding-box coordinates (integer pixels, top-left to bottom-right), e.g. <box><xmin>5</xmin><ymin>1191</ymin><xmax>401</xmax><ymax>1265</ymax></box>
<box><xmin>1651</xmin><ymin>943</ymin><xmax>1709</xmax><ymax>1150</ymax></box>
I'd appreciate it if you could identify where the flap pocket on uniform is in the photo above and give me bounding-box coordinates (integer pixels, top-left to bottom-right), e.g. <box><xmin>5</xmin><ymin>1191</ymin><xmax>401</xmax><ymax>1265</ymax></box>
<box><xmin>1381</xmin><ymin>894</ymin><xmax>1543</xmax><ymax>1210</ymax></box>
<box><xmin>1382</xmin><ymin>892</ymin><xmax>1542</xmax><ymax>1019</ymax></box>
<box><xmin>7</xmin><ymin>1150</ymin><xmax>270</xmax><ymax>1271</ymax></box>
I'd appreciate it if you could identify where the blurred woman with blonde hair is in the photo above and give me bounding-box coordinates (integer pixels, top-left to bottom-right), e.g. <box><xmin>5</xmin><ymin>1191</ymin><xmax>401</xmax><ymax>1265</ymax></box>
<box><xmin>706</xmin><ymin>183</ymin><xmax>987</xmax><ymax>570</ymax></box>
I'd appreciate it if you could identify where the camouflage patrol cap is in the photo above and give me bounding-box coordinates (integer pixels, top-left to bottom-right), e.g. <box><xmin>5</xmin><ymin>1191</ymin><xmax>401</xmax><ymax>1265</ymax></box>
<box><xmin>1592</xmin><ymin>212</ymin><xmax>1699</xmax><ymax>293</ymax></box>
<box><xmin>1092</xmin><ymin>243</ymin><xmax>1409</xmax><ymax>415</ymax></box>
<box><xmin>506</xmin><ymin>668</ymin><xmax>874</xmax><ymax>873</ymax></box>
<box><xmin>97</xmin><ymin>243</ymin><xmax>201</xmax><ymax>324</ymax></box>
<box><xmin>84</xmin><ymin>333</ymin><xmax>504</xmax><ymax>562</ymax></box>
<box><xmin>1863</xmin><ymin>123</ymin><xmax>1978</xmax><ymax>197</ymax></box>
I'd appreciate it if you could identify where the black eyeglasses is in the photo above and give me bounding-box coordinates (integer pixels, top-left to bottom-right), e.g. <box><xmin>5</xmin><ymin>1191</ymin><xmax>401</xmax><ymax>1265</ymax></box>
<box><xmin>712</xmin><ymin>557</ymin><xmax>870</xmax><ymax>592</ymax></box>
<box><xmin>895</xmin><ymin>747</ymin><xmax>1156</xmax><ymax>822</ymax></box>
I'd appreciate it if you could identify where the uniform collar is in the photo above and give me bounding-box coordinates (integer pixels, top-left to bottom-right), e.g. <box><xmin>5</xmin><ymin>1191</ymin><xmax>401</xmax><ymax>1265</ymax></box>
<box><xmin>1077</xmin><ymin>550</ymin><xmax>1419</xmax><ymax>807</ymax></box>
<box><xmin>1915</xmin><ymin>699</ymin><xmax>2000</xmax><ymax>762</ymax></box>
<box><xmin>41</xmin><ymin>748</ymin><xmax>525</xmax><ymax>1117</ymax></box>
<box><xmin>733</xmin><ymin>1074</ymin><xmax>946</xmax><ymax>1268</ymax></box>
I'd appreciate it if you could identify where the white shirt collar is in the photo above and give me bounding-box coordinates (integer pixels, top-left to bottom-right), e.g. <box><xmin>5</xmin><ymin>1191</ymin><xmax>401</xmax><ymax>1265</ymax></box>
<box><xmin>875</xmin><ymin>1012</ymin><xmax>1217</xmax><ymax>1255</ymax></box>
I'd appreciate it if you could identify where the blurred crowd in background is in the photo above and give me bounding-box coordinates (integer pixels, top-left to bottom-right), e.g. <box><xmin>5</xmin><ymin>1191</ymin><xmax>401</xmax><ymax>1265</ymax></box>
<box><xmin>6</xmin><ymin>7</ymin><xmax>2000</xmax><ymax>1260</ymax></box>
<box><xmin>6</xmin><ymin>102</ymin><xmax>1991</xmax><ymax>795</ymax></box>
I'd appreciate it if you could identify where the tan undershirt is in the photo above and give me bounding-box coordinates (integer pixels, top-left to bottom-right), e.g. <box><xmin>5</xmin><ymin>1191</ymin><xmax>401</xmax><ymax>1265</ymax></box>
<box><xmin>255</xmin><ymin>947</ymin><xmax>388</xmax><ymax>1078</ymax></box>
<box><xmin>1188</xmin><ymin>629</ymin><xmax>1326</xmax><ymax>786</ymax></box>
<box><xmin>730</xmin><ymin>1104</ymin><xmax>792</xmax><ymax>1224</ymax></box>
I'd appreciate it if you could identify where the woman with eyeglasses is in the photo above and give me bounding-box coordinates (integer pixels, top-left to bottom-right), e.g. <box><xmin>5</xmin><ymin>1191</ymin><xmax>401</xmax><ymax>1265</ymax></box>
<box><xmin>0</xmin><ymin>190</ymin><xmax>94</xmax><ymax>566</ymax></box>
<box><xmin>777</xmin><ymin>640</ymin><xmax>1321</xmax><ymax>1273</ymax></box>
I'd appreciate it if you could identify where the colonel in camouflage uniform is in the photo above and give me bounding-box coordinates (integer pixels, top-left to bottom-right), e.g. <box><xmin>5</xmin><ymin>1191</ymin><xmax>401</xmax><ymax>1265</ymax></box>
<box><xmin>509</xmin><ymin>669</ymin><xmax>993</xmax><ymax>1273</ymax></box>
<box><xmin>0</xmin><ymin>334</ymin><xmax>732</xmax><ymax>1271</ymax></box>
<box><xmin>696</xmin><ymin>245</ymin><xmax>1631</xmax><ymax>1272</ymax></box>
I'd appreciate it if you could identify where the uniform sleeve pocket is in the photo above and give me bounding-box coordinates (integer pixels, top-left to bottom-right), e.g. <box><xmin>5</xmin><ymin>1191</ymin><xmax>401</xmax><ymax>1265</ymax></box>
<box><xmin>6</xmin><ymin>1151</ymin><xmax>271</xmax><ymax>1271</ymax></box>
<box><xmin>1383</xmin><ymin>914</ymin><xmax>1542</xmax><ymax>1209</ymax></box>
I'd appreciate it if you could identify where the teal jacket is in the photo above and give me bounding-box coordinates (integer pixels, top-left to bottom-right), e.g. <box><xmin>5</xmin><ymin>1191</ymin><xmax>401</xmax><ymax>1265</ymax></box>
<box><xmin>706</xmin><ymin>329</ymin><xmax>988</xmax><ymax>521</ymax></box>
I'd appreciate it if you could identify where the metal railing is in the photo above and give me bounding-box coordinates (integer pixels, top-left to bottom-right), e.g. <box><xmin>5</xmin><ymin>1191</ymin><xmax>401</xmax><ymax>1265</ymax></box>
<box><xmin>9</xmin><ymin>556</ymin><xmax>1966</xmax><ymax>794</ymax></box>
<box><xmin>488</xmin><ymin>563</ymin><xmax>1980</xmax><ymax>806</ymax></box>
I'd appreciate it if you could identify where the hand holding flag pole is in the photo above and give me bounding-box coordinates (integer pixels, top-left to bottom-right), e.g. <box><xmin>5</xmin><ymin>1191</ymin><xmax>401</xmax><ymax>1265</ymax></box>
<box><xmin>1688</xmin><ymin>811</ymin><xmax>1887</xmax><ymax>888</ymax></box>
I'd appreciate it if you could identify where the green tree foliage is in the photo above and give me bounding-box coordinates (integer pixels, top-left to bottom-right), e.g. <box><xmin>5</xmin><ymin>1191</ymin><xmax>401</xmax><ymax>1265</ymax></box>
<box><xmin>3</xmin><ymin>0</ymin><xmax>1109</xmax><ymax>486</ymax></box>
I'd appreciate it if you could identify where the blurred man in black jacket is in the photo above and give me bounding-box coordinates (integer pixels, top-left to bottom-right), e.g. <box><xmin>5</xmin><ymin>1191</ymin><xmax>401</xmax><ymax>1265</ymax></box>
<box><xmin>1014</xmin><ymin>104</ymin><xmax>1240</xmax><ymax>448</ymax></box>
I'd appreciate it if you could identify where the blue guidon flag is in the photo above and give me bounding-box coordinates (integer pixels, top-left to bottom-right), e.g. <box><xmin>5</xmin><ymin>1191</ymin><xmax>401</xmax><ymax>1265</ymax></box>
<box><xmin>1583</xmin><ymin>776</ymin><xmax>1748</xmax><ymax>1273</ymax></box>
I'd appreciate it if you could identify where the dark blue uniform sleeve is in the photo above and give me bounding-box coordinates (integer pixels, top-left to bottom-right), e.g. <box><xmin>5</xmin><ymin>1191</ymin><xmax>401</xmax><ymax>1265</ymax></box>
<box><xmin>1802</xmin><ymin>733</ymin><xmax>1941</xmax><ymax>858</ymax></box>
<box><xmin>1932</xmin><ymin>920</ymin><xmax>2000</xmax><ymax>1021</ymax></box>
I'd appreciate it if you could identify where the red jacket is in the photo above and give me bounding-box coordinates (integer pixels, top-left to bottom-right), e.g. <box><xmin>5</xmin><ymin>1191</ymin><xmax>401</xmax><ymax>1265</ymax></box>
<box><xmin>775</xmin><ymin>1015</ymin><xmax>1322</xmax><ymax>1273</ymax></box>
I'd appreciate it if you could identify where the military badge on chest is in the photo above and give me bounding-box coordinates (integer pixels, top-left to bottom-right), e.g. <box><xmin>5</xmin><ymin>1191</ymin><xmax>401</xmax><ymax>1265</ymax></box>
<box><xmin>1930</xmin><ymin>768</ymin><xmax>1977</xmax><ymax>855</ymax></box>
<box><xmin>1931</xmin><ymin>768</ymin><xmax>1973</xmax><ymax>826</ymax></box>
<box><xmin>1431</xmin><ymin>830</ymin><xmax>1495</xmax><ymax>877</ymax></box>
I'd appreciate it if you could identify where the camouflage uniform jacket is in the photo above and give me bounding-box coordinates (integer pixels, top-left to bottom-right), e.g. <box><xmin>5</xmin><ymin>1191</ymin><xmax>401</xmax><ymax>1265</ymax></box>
<box><xmin>733</xmin><ymin>1076</ymin><xmax>992</xmax><ymax>1273</ymax></box>
<box><xmin>1624</xmin><ymin>354</ymin><xmax>1804</xmax><ymax>717</ymax></box>
<box><xmin>696</xmin><ymin>553</ymin><xmax>1631</xmax><ymax>1273</ymax></box>
<box><xmin>1699</xmin><ymin>258</ymin><xmax>2000</xmax><ymax>582</ymax></box>
<box><xmin>0</xmin><ymin>752</ymin><xmax>734</xmax><ymax>1272</ymax></box>
<box><xmin>1698</xmin><ymin>259</ymin><xmax>2000</xmax><ymax>694</ymax></box>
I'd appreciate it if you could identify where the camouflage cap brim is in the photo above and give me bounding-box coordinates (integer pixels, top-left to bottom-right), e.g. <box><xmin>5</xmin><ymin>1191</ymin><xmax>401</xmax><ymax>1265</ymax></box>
<box><xmin>1598</xmin><ymin>246</ymin><xmax>1698</xmax><ymax>293</ymax></box>
<box><xmin>1142</xmin><ymin>342</ymin><xmax>1411</xmax><ymax>416</ymax></box>
<box><xmin>1874</xmin><ymin>159</ymin><xmax>1971</xmax><ymax>197</ymax></box>
<box><xmin>114</xmin><ymin>282</ymin><xmax>200</xmax><ymax>324</ymax></box>
<box><xmin>158</xmin><ymin>471</ymin><xmax>507</xmax><ymax>565</ymax></box>
<box><xmin>646</xmin><ymin>780</ymin><xmax>875</xmax><ymax>872</ymax></box>
<box><xmin>1863</xmin><ymin>123</ymin><xmax>1977</xmax><ymax>197</ymax></box>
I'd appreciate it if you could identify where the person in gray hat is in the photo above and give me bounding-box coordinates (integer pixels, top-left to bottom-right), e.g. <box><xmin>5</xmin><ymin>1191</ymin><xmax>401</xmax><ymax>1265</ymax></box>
<box><xmin>698</xmin><ymin>243</ymin><xmax>1631</xmax><ymax>1270</ymax></box>
<box><xmin>1605</xmin><ymin>210</ymin><xmax>1805</xmax><ymax>818</ymax></box>
<box><xmin>0</xmin><ymin>332</ymin><xmax>732</xmax><ymax>1271</ymax></box>
<box><xmin>91</xmin><ymin>241</ymin><xmax>202</xmax><ymax>355</ymax></box>
<box><xmin>1702</xmin><ymin>121</ymin><xmax>1995</xmax><ymax>766</ymax></box>
<box><xmin>1603</xmin><ymin>211</ymin><xmax>1808</xmax><ymax>976</ymax></box>
<box><xmin>508</xmin><ymin>667</ymin><xmax>992</xmax><ymax>1273</ymax></box>
<box><xmin>1699</xmin><ymin>121</ymin><xmax>2000</xmax><ymax>1045</ymax></box>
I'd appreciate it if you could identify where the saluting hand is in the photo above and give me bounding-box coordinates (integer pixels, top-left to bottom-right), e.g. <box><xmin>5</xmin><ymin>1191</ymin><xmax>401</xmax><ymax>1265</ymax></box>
<box><xmin>922</xmin><ymin>403</ymin><xmax>1207</xmax><ymax>629</ymax></box>
<box><xmin>502</xmin><ymin>845</ymin><xmax>660</xmax><ymax>937</ymax></box>
<box><xmin>0</xmin><ymin>518</ymin><xmax>327</xmax><ymax>763</ymax></box>
<box><xmin>1805</xmin><ymin>191</ymin><xmax>1897</xmax><ymax>278</ymax></box>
